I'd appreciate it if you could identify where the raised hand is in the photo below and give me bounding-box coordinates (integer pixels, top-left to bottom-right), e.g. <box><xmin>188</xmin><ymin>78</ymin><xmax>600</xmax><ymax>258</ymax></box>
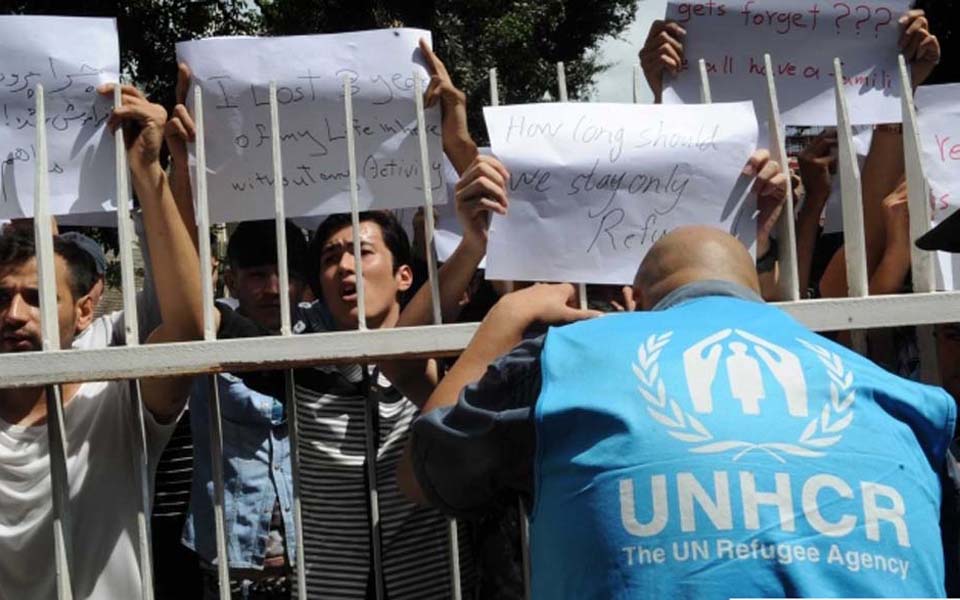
<box><xmin>454</xmin><ymin>155</ymin><xmax>510</xmax><ymax>250</ymax></box>
<box><xmin>639</xmin><ymin>20</ymin><xmax>686</xmax><ymax>103</ymax></box>
<box><xmin>164</xmin><ymin>63</ymin><xmax>196</xmax><ymax>168</ymax></box>
<box><xmin>899</xmin><ymin>10</ymin><xmax>940</xmax><ymax>88</ymax></box>
<box><xmin>99</xmin><ymin>84</ymin><xmax>167</xmax><ymax>172</ymax></box>
<box><xmin>420</xmin><ymin>38</ymin><xmax>477</xmax><ymax>174</ymax></box>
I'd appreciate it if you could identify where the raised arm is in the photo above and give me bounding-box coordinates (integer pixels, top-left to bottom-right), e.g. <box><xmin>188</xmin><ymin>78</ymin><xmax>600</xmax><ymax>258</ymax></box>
<box><xmin>100</xmin><ymin>83</ymin><xmax>204</xmax><ymax>422</ymax></box>
<box><xmin>383</xmin><ymin>155</ymin><xmax>510</xmax><ymax>405</ymax></box>
<box><xmin>397</xmin><ymin>283</ymin><xmax>599</xmax><ymax>504</ymax></box>
<box><xmin>420</xmin><ymin>38</ymin><xmax>478</xmax><ymax>175</ymax></box>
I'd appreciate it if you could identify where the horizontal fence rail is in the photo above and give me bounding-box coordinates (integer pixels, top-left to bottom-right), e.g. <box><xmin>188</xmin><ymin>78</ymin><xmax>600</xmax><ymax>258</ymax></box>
<box><xmin>2</xmin><ymin>292</ymin><xmax>960</xmax><ymax>390</ymax></box>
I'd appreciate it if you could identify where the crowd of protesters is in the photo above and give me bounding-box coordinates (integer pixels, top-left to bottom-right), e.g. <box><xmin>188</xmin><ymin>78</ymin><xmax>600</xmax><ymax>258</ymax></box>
<box><xmin>0</xmin><ymin>6</ymin><xmax>958</xmax><ymax>600</ymax></box>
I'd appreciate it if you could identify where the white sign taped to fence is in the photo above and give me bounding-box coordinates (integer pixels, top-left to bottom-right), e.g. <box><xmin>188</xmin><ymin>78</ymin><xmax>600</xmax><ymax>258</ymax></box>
<box><xmin>483</xmin><ymin>102</ymin><xmax>759</xmax><ymax>285</ymax></box>
<box><xmin>916</xmin><ymin>83</ymin><xmax>960</xmax><ymax>290</ymax></box>
<box><xmin>0</xmin><ymin>16</ymin><xmax>119</xmax><ymax>219</ymax></box>
<box><xmin>176</xmin><ymin>29</ymin><xmax>444</xmax><ymax>223</ymax></box>
<box><xmin>663</xmin><ymin>0</ymin><xmax>909</xmax><ymax>126</ymax></box>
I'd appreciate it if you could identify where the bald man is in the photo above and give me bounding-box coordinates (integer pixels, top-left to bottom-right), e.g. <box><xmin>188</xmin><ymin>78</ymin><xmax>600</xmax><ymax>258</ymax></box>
<box><xmin>400</xmin><ymin>227</ymin><xmax>959</xmax><ymax>599</ymax></box>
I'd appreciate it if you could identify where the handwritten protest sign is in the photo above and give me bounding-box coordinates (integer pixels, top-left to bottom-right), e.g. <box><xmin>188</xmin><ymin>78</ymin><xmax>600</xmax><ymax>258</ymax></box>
<box><xmin>176</xmin><ymin>29</ymin><xmax>444</xmax><ymax>224</ymax></box>
<box><xmin>916</xmin><ymin>84</ymin><xmax>960</xmax><ymax>290</ymax></box>
<box><xmin>483</xmin><ymin>102</ymin><xmax>759</xmax><ymax>285</ymax></box>
<box><xmin>0</xmin><ymin>16</ymin><xmax>118</xmax><ymax>219</ymax></box>
<box><xmin>663</xmin><ymin>0</ymin><xmax>910</xmax><ymax>126</ymax></box>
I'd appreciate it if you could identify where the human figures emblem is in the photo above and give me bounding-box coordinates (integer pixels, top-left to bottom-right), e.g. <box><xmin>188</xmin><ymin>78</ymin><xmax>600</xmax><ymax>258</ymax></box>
<box><xmin>726</xmin><ymin>342</ymin><xmax>765</xmax><ymax>414</ymax></box>
<box><xmin>683</xmin><ymin>329</ymin><xmax>733</xmax><ymax>413</ymax></box>
<box><xmin>683</xmin><ymin>329</ymin><xmax>809</xmax><ymax>417</ymax></box>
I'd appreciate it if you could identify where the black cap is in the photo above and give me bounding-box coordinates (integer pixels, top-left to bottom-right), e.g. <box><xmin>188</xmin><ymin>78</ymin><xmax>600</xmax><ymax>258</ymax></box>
<box><xmin>59</xmin><ymin>231</ymin><xmax>107</xmax><ymax>275</ymax></box>
<box><xmin>916</xmin><ymin>209</ymin><xmax>960</xmax><ymax>253</ymax></box>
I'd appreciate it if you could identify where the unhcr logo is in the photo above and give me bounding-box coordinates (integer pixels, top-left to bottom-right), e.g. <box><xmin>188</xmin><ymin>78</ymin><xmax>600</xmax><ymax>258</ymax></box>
<box><xmin>633</xmin><ymin>330</ymin><xmax>855</xmax><ymax>462</ymax></box>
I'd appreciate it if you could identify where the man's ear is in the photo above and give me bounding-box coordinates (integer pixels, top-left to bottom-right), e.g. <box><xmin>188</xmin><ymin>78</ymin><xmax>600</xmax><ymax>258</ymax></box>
<box><xmin>395</xmin><ymin>264</ymin><xmax>414</xmax><ymax>293</ymax></box>
<box><xmin>73</xmin><ymin>293</ymin><xmax>95</xmax><ymax>334</ymax></box>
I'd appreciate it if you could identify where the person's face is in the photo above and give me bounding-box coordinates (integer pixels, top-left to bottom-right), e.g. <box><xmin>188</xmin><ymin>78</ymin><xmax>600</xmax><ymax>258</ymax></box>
<box><xmin>936</xmin><ymin>323</ymin><xmax>960</xmax><ymax>404</ymax></box>
<box><xmin>318</xmin><ymin>221</ymin><xmax>412</xmax><ymax>330</ymax></box>
<box><xmin>226</xmin><ymin>264</ymin><xmax>305</xmax><ymax>332</ymax></box>
<box><xmin>0</xmin><ymin>257</ymin><xmax>88</xmax><ymax>353</ymax></box>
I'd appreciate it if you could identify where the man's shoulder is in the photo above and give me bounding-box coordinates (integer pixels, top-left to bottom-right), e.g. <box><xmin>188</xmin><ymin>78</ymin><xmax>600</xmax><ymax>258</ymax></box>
<box><xmin>293</xmin><ymin>301</ymin><xmax>332</xmax><ymax>334</ymax></box>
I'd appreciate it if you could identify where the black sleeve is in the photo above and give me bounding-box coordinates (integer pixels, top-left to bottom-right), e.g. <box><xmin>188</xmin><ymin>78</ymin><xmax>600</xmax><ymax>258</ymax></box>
<box><xmin>944</xmin><ymin>439</ymin><xmax>959</xmax><ymax>596</ymax></box>
<box><xmin>411</xmin><ymin>335</ymin><xmax>545</xmax><ymax>520</ymax></box>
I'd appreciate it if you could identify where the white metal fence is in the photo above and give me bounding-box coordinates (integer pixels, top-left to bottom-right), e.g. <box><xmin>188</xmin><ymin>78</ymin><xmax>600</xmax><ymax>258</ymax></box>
<box><xmin>1</xmin><ymin>52</ymin><xmax>959</xmax><ymax>600</ymax></box>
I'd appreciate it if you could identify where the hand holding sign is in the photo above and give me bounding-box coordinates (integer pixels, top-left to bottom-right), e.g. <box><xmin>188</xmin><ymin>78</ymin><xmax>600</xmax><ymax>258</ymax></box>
<box><xmin>420</xmin><ymin>39</ymin><xmax>477</xmax><ymax>174</ymax></box>
<box><xmin>454</xmin><ymin>154</ymin><xmax>510</xmax><ymax>250</ymax></box>
<box><xmin>898</xmin><ymin>10</ymin><xmax>940</xmax><ymax>89</ymax></box>
<box><xmin>639</xmin><ymin>20</ymin><xmax>688</xmax><ymax>103</ymax></box>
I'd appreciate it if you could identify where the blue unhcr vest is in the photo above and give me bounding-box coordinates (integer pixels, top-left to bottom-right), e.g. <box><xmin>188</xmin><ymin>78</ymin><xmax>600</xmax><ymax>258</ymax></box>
<box><xmin>531</xmin><ymin>296</ymin><xmax>956</xmax><ymax>599</ymax></box>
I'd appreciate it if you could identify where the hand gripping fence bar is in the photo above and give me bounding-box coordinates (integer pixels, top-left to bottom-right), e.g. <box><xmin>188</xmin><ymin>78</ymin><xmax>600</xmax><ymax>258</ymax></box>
<box><xmin>113</xmin><ymin>84</ymin><xmax>156</xmax><ymax>600</ymax></box>
<box><xmin>34</xmin><ymin>83</ymin><xmax>75</xmax><ymax>600</ymax></box>
<box><xmin>194</xmin><ymin>86</ymin><xmax>233</xmax><ymax>600</ymax></box>
<box><xmin>269</xmin><ymin>81</ymin><xmax>310</xmax><ymax>600</ymax></box>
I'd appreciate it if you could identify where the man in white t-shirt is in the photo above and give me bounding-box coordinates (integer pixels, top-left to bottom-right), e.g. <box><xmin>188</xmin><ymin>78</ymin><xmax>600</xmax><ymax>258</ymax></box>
<box><xmin>0</xmin><ymin>84</ymin><xmax>205</xmax><ymax>600</ymax></box>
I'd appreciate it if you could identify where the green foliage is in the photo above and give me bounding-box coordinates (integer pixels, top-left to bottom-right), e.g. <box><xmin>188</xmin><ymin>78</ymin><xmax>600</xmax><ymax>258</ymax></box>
<box><xmin>256</xmin><ymin>0</ymin><xmax>640</xmax><ymax>143</ymax></box>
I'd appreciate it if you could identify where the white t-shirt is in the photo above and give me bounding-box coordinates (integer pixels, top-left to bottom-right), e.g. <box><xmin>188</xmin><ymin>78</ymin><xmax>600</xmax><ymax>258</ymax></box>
<box><xmin>0</xmin><ymin>381</ymin><xmax>175</xmax><ymax>599</ymax></box>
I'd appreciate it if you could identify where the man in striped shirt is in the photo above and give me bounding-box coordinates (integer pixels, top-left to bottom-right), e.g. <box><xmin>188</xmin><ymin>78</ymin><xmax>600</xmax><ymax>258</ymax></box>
<box><xmin>215</xmin><ymin>151</ymin><xmax>509</xmax><ymax>597</ymax></box>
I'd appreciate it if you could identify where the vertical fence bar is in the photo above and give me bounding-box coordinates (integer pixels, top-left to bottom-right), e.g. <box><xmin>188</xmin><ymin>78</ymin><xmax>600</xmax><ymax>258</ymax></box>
<box><xmin>833</xmin><ymin>59</ymin><xmax>869</xmax><ymax>352</ymax></box>
<box><xmin>899</xmin><ymin>55</ymin><xmax>940</xmax><ymax>383</ymax></box>
<box><xmin>833</xmin><ymin>59</ymin><xmax>869</xmax><ymax>297</ymax></box>
<box><xmin>698</xmin><ymin>59</ymin><xmax>712</xmax><ymax>104</ymax></box>
<box><xmin>633</xmin><ymin>63</ymin><xmax>643</xmax><ymax>104</ymax></box>
<box><xmin>113</xmin><ymin>85</ymin><xmax>155</xmax><ymax>600</ymax></box>
<box><xmin>34</xmin><ymin>83</ymin><xmax>75</xmax><ymax>600</ymax></box>
<box><xmin>194</xmin><ymin>86</ymin><xmax>232</xmax><ymax>600</ymax></box>
<box><xmin>488</xmin><ymin>67</ymin><xmax>516</xmax><ymax>295</ymax></box>
<box><xmin>269</xmin><ymin>82</ymin><xmax>310</xmax><ymax>599</ymax></box>
<box><xmin>343</xmin><ymin>75</ymin><xmax>369</xmax><ymax>331</ymax></box>
<box><xmin>343</xmin><ymin>74</ymin><xmax>385</xmax><ymax>600</ymax></box>
<box><xmin>414</xmin><ymin>70</ymin><xmax>463</xmax><ymax>600</ymax></box>
<box><xmin>491</xmin><ymin>65</ymin><xmax>531</xmax><ymax>600</ymax></box>
<box><xmin>764</xmin><ymin>54</ymin><xmax>800</xmax><ymax>302</ymax></box>
<box><xmin>555</xmin><ymin>62</ymin><xmax>588</xmax><ymax>309</ymax></box>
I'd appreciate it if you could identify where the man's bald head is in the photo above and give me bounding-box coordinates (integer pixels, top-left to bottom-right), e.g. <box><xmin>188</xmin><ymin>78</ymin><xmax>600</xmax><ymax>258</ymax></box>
<box><xmin>633</xmin><ymin>227</ymin><xmax>760</xmax><ymax>310</ymax></box>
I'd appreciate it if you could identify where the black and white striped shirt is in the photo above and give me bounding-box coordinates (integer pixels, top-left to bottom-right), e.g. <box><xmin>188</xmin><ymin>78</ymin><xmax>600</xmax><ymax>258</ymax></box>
<box><xmin>218</xmin><ymin>304</ymin><xmax>476</xmax><ymax>599</ymax></box>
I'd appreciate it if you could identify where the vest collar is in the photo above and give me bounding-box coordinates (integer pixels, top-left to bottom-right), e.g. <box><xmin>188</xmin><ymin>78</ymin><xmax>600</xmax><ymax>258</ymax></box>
<box><xmin>652</xmin><ymin>280</ymin><xmax>762</xmax><ymax>312</ymax></box>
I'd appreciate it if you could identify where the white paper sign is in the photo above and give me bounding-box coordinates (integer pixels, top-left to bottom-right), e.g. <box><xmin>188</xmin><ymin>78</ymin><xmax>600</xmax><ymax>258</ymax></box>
<box><xmin>663</xmin><ymin>0</ymin><xmax>910</xmax><ymax>126</ymax></box>
<box><xmin>176</xmin><ymin>29</ymin><xmax>444</xmax><ymax>224</ymax></box>
<box><xmin>483</xmin><ymin>102</ymin><xmax>759</xmax><ymax>285</ymax></box>
<box><xmin>0</xmin><ymin>16</ymin><xmax>119</xmax><ymax>219</ymax></box>
<box><xmin>916</xmin><ymin>83</ymin><xmax>960</xmax><ymax>290</ymax></box>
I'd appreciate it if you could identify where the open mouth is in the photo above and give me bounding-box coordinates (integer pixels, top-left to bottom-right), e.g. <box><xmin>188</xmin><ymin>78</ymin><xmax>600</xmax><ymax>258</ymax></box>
<box><xmin>340</xmin><ymin>281</ymin><xmax>357</xmax><ymax>303</ymax></box>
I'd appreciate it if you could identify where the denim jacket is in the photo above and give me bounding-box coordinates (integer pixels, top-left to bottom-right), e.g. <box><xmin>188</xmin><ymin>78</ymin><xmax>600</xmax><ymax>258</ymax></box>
<box><xmin>182</xmin><ymin>373</ymin><xmax>297</xmax><ymax>569</ymax></box>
